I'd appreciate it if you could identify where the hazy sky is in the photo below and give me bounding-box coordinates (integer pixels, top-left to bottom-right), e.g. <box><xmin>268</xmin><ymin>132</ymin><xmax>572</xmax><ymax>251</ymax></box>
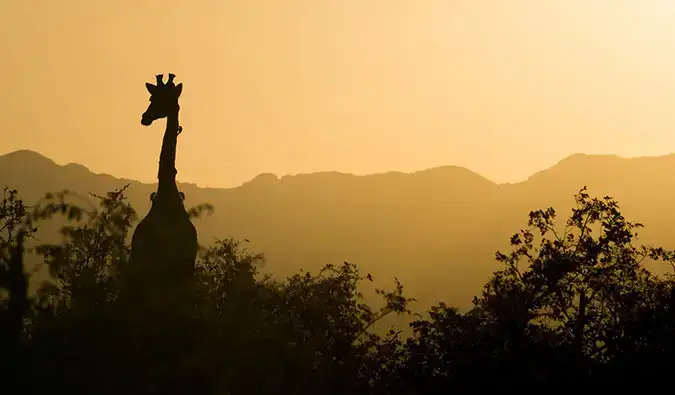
<box><xmin>2</xmin><ymin>1</ymin><xmax>675</xmax><ymax>188</ymax></box>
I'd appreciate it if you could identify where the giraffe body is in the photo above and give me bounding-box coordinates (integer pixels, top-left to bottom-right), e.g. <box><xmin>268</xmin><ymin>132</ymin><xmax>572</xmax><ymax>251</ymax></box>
<box><xmin>131</xmin><ymin>187</ymin><xmax>197</xmax><ymax>287</ymax></box>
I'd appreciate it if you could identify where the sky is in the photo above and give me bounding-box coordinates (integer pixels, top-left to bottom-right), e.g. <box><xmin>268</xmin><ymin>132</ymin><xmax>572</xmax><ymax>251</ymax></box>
<box><xmin>2</xmin><ymin>1</ymin><xmax>675</xmax><ymax>188</ymax></box>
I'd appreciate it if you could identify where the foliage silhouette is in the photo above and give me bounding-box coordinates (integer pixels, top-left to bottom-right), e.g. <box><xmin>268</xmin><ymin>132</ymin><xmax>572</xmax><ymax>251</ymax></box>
<box><xmin>2</xmin><ymin>185</ymin><xmax>675</xmax><ymax>394</ymax></box>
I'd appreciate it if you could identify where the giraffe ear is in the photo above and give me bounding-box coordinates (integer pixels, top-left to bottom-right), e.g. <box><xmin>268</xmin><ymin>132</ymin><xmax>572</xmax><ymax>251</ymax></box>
<box><xmin>146</xmin><ymin>83</ymin><xmax>157</xmax><ymax>95</ymax></box>
<box><xmin>175</xmin><ymin>83</ymin><xmax>183</xmax><ymax>98</ymax></box>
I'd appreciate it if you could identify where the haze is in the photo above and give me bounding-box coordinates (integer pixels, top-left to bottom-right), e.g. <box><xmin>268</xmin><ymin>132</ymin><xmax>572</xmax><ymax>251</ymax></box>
<box><xmin>2</xmin><ymin>1</ymin><xmax>675</xmax><ymax>188</ymax></box>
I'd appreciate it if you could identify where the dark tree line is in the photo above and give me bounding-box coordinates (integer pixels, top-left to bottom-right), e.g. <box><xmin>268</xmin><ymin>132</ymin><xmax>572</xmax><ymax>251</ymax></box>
<box><xmin>2</xmin><ymin>185</ymin><xmax>675</xmax><ymax>394</ymax></box>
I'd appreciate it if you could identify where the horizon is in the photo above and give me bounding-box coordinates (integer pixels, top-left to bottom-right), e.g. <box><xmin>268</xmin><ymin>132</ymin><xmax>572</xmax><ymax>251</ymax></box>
<box><xmin>2</xmin><ymin>147</ymin><xmax>673</xmax><ymax>189</ymax></box>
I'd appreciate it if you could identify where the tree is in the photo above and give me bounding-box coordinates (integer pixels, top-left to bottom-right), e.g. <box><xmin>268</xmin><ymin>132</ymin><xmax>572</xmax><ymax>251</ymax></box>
<box><xmin>393</xmin><ymin>187</ymin><xmax>675</xmax><ymax>391</ymax></box>
<box><xmin>12</xmin><ymin>183</ymin><xmax>675</xmax><ymax>393</ymax></box>
<box><xmin>1</xmin><ymin>185</ymin><xmax>415</xmax><ymax>395</ymax></box>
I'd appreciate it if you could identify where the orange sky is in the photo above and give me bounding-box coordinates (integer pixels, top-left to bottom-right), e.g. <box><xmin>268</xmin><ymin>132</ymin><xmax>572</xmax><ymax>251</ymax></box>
<box><xmin>2</xmin><ymin>1</ymin><xmax>675</xmax><ymax>188</ymax></box>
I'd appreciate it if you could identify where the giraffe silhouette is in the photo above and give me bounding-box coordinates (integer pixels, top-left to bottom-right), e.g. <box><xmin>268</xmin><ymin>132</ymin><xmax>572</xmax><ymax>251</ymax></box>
<box><xmin>129</xmin><ymin>73</ymin><xmax>198</xmax><ymax>294</ymax></box>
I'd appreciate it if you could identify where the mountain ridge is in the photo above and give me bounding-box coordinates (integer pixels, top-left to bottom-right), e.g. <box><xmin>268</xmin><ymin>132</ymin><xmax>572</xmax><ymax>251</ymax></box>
<box><xmin>3</xmin><ymin>148</ymin><xmax>665</xmax><ymax>190</ymax></box>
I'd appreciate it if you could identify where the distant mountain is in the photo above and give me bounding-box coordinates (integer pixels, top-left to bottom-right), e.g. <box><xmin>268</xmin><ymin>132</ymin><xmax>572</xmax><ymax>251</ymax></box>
<box><xmin>3</xmin><ymin>149</ymin><xmax>675</xmax><ymax>311</ymax></box>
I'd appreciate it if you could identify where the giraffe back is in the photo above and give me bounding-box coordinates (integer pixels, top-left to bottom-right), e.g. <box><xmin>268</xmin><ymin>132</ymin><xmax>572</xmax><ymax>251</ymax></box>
<box><xmin>129</xmin><ymin>199</ymin><xmax>198</xmax><ymax>290</ymax></box>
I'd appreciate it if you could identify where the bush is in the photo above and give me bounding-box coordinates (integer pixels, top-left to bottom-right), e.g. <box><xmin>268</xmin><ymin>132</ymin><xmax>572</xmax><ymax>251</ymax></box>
<box><xmin>2</xmin><ymin>186</ymin><xmax>675</xmax><ymax>394</ymax></box>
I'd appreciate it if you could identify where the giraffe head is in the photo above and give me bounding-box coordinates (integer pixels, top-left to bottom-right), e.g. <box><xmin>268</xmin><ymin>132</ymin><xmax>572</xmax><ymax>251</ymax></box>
<box><xmin>141</xmin><ymin>74</ymin><xmax>183</xmax><ymax>126</ymax></box>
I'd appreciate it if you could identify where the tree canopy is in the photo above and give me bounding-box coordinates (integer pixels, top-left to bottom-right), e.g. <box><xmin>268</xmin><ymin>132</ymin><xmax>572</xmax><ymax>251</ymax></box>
<box><xmin>2</xmin><ymin>185</ymin><xmax>674</xmax><ymax>394</ymax></box>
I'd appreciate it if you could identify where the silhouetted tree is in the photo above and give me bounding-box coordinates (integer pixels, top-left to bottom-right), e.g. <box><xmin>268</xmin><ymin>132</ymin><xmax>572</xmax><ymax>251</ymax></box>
<box><xmin>382</xmin><ymin>187</ymin><xmax>675</xmax><ymax>393</ymax></box>
<box><xmin>6</xmin><ymin>184</ymin><xmax>675</xmax><ymax>394</ymax></box>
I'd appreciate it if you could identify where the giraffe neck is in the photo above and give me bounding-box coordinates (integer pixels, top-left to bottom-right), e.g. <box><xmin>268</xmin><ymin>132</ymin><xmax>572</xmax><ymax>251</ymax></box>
<box><xmin>157</xmin><ymin>110</ymin><xmax>180</xmax><ymax>195</ymax></box>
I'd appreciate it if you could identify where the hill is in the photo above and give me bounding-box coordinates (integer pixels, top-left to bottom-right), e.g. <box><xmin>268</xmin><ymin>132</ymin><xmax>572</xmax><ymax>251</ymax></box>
<box><xmin>3</xmin><ymin>149</ymin><xmax>675</xmax><ymax>311</ymax></box>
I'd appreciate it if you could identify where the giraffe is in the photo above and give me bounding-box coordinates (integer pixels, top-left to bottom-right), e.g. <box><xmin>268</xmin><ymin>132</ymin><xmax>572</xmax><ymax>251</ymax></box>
<box><xmin>128</xmin><ymin>73</ymin><xmax>198</xmax><ymax>295</ymax></box>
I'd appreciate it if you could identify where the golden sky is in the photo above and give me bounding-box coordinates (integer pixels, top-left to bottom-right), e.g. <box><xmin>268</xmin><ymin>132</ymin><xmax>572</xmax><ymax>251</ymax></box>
<box><xmin>2</xmin><ymin>1</ymin><xmax>675</xmax><ymax>188</ymax></box>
